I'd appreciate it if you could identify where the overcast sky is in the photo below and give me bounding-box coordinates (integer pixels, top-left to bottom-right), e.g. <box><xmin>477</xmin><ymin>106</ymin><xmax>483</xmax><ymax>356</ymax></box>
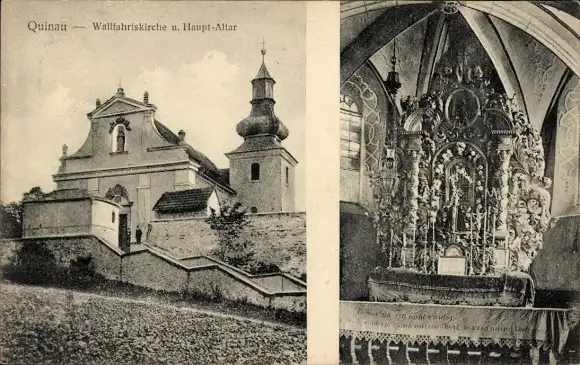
<box><xmin>1</xmin><ymin>1</ymin><xmax>306</xmax><ymax>210</ymax></box>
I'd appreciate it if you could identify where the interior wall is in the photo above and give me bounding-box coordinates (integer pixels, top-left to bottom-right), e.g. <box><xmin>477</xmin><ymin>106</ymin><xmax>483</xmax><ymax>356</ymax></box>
<box><xmin>340</xmin><ymin>211</ymin><xmax>380</xmax><ymax>301</ymax></box>
<box><xmin>551</xmin><ymin>75</ymin><xmax>580</xmax><ymax>216</ymax></box>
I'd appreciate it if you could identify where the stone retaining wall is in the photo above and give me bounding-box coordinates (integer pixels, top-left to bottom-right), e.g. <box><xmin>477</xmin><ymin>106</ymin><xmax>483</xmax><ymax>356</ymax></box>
<box><xmin>0</xmin><ymin>236</ymin><xmax>305</xmax><ymax>313</ymax></box>
<box><xmin>149</xmin><ymin>212</ymin><xmax>306</xmax><ymax>277</ymax></box>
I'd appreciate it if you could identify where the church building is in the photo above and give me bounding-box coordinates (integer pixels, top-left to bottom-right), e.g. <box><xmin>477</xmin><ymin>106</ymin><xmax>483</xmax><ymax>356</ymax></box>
<box><xmin>52</xmin><ymin>47</ymin><xmax>297</xmax><ymax>246</ymax></box>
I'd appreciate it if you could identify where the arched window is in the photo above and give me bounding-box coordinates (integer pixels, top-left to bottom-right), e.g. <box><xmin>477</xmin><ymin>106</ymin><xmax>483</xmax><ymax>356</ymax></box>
<box><xmin>251</xmin><ymin>163</ymin><xmax>260</xmax><ymax>181</ymax></box>
<box><xmin>250</xmin><ymin>207</ymin><xmax>258</xmax><ymax>213</ymax></box>
<box><xmin>285</xmin><ymin>166</ymin><xmax>289</xmax><ymax>185</ymax></box>
<box><xmin>112</xmin><ymin>125</ymin><xmax>127</xmax><ymax>152</ymax></box>
<box><xmin>340</xmin><ymin>95</ymin><xmax>362</xmax><ymax>170</ymax></box>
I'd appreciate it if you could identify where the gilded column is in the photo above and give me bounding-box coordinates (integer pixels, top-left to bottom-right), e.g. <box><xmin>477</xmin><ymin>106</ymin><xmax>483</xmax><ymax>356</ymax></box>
<box><xmin>495</xmin><ymin>136</ymin><xmax>513</xmax><ymax>233</ymax></box>
<box><xmin>404</xmin><ymin>134</ymin><xmax>422</xmax><ymax>268</ymax></box>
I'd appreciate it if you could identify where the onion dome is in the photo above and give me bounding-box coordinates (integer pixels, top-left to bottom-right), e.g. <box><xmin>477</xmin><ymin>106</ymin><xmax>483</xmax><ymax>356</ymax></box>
<box><xmin>236</xmin><ymin>43</ymin><xmax>289</xmax><ymax>141</ymax></box>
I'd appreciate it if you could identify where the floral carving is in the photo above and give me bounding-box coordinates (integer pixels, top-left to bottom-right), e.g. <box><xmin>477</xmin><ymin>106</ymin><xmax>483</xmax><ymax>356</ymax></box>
<box><xmin>371</xmin><ymin>65</ymin><xmax>552</xmax><ymax>276</ymax></box>
<box><xmin>109</xmin><ymin>116</ymin><xmax>132</xmax><ymax>134</ymax></box>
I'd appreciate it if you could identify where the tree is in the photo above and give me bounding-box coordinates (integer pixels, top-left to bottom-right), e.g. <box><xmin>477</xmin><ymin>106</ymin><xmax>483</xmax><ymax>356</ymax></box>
<box><xmin>0</xmin><ymin>186</ymin><xmax>45</xmax><ymax>238</ymax></box>
<box><xmin>206</xmin><ymin>202</ymin><xmax>254</xmax><ymax>268</ymax></box>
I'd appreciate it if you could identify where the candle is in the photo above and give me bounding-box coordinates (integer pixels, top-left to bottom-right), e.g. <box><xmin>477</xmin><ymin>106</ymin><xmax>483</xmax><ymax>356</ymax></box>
<box><xmin>469</xmin><ymin>213</ymin><xmax>474</xmax><ymax>275</ymax></box>
<box><xmin>402</xmin><ymin>234</ymin><xmax>407</xmax><ymax>267</ymax></box>
<box><xmin>389</xmin><ymin>228</ymin><xmax>393</xmax><ymax>268</ymax></box>
<box><xmin>423</xmin><ymin>236</ymin><xmax>427</xmax><ymax>273</ymax></box>
<box><xmin>412</xmin><ymin>226</ymin><xmax>416</xmax><ymax>268</ymax></box>
<box><xmin>432</xmin><ymin>220</ymin><xmax>435</xmax><ymax>241</ymax></box>
<box><xmin>492</xmin><ymin>214</ymin><xmax>496</xmax><ymax>247</ymax></box>
<box><xmin>483</xmin><ymin>209</ymin><xmax>487</xmax><ymax>243</ymax></box>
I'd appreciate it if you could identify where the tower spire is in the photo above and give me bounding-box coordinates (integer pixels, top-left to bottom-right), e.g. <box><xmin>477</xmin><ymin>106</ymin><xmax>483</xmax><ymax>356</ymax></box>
<box><xmin>116</xmin><ymin>78</ymin><xmax>125</xmax><ymax>96</ymax></box>
<box><xmin>235</xmin><ymin>42</ymin><xmax>288</xmax><ymax>141</ymax></box>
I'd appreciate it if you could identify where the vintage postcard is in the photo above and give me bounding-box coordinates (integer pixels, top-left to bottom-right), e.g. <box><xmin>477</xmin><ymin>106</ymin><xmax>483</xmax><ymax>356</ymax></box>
<box><xmin>1</xmin><ymin>1</ymin><xmax>307</xmax><ymax>364</ymax></box>
<box><xmin>339</xmin><ymin>1</ymin><xmax>580</xmax><ymax>364</ymax></box>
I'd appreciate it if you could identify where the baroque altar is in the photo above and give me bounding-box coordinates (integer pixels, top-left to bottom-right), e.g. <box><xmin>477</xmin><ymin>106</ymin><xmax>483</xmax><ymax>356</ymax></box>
<box><xmin>369</xmin><ymin>63</ymin><xmax>553</xmax><ymax>307</ymax></box>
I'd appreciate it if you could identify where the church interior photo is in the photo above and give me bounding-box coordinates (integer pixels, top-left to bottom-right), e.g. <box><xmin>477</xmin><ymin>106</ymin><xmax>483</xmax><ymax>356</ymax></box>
<box><xmin>339</xmin><ymin>1</ymin><xmax>580</xmax><ymax>364</ymax></box>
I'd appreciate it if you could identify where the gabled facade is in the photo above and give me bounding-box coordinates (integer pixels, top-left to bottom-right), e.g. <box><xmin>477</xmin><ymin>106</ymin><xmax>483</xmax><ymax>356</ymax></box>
<box><xmin>52</xmin><ymin>47</ymin><xmax>298</xmax><ymax>243</ymax></box>
<box><xmin>53</xmin><ymin>87</ymin><xmax>235</xmax><ymax>243</ymax></box>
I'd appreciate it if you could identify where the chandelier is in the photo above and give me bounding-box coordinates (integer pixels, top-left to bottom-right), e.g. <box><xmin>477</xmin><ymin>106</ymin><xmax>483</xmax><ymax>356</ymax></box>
<box><xmin>384</xmin><ymin>36</ymin><xmax>401</xmax><ymax>95</ymax></box>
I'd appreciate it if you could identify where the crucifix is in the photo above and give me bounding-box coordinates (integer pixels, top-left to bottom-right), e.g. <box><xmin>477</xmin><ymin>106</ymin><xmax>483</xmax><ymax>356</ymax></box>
<box><xmin>261</xmin><ymin>38</ymin><xmax>266</xmax><ymax>61</ymax></box>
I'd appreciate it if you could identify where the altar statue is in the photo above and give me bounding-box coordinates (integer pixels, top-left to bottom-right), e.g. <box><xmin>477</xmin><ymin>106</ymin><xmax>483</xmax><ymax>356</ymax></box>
<box><xmin>457</xmin><ymin>205</ymin><xmax>472</xmax><ymax>232</ymax></box>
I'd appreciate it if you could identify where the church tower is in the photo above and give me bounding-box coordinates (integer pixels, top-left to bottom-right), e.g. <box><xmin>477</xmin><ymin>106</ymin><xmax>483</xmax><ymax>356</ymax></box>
<box><xmin>226</xmin><ymin>43</ymin><xmax>297</xmax><ymax>213</ymax></box>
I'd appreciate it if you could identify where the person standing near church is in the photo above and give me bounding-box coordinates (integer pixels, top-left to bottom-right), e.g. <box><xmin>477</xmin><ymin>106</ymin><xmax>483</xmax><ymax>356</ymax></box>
<box><xmin>136</xmin><ymin>225</ymin><xmax>142</xmax><ymax>244</ymax></box>
<box><xmin>146</xmin><ymin>222</ymin><xmax>152</xmax><ymax>241</ymax></box>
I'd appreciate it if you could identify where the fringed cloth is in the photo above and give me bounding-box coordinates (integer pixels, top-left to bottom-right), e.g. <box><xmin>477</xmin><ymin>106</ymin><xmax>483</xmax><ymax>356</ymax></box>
<box><xmin>368</xmin><ymin>267</ymin><xmax>535</xmax><ymax>307</ymax></box>
<box><xmin>340</xmin><ymin>301</ymin><xmax>579</xmax><ymax>353</ymax></box>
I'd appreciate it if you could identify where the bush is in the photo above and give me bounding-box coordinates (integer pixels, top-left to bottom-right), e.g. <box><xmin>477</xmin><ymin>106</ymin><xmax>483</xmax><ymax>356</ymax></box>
<box><xmin>2</xmin><ymin>242</ymin><xmax>101</xmax><ymax>290</ymax></box>
<box><xmin>64</xmin><ymin>255</ymin><xmax>100</xmax><ymax>289</ymax></box>
<box><xmin>246</xmin><ymin>261</ymin><xmax>281</xmax><ymax>275</ymax></box>
<box><xmin>3</xmin><ymin>242</ymin><xmax>61</xmax><ymax>285</ymax></box>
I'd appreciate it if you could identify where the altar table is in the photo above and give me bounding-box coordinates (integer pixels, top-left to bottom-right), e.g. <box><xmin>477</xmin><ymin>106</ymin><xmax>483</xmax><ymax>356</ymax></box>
<box><xmin>340</xmin><ymin>301</ymin><xmax>578</xmax><ymax>364</ymax></box>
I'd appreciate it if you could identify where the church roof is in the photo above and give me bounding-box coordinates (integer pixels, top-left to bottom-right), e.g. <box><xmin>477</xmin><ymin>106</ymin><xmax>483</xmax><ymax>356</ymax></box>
<box><xmin>153</xmin><ymin>187</ymin><xmax>215</xmax><ymax>213</ymax></box>
<box><xmin>153</xmin><ymin>120</ymin><xmax>231</xmax><ymax>189</ymax></box>
<box><xmin>254</xmin><ymin>61</ymin><xmax>273</xmax><ymax>80</ymax></box>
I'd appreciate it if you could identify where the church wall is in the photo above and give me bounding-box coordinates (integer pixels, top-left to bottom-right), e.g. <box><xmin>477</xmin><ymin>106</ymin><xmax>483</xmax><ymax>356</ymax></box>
<box><xmin>149</xmin><ymin>212</ymin><xmax>306</xmax><ymax>277</ymax></box>
<box><xmin>490</xmin><ymin>17</ymin><xmax>568</xmax><ymax>130</ymax></box>
<box><xmin>340</xmin><ymin>211</ymin><xmax>380</xmax><ymax>301</ymax></box>
<box><xmin>229</xmin><ymin>153</ymin><xmax>282</xmax><ymax>213</ymax></box>
<box><xmin>91</xmin><ymin>200</ymin><xmax>120</xmax><ymax>247</ymax></box>
<box><xmin>280</xmin><ymin>157</ymin><xmax>296</xmax><ymax>212</ymax></box>
<box><xmin>531</xmin><ymin>215</ymin><xmax>580</xmax><ymax>292</ymax></box>
<box><xmin>155</xmin><ymin>210</ymin><xmax>207</xmax><ymax>220</ymax></box>
<box><xmin>149</xmin><ymin>217</ymin><xmax>218</xmax><ymax>256</ymax></box>
<box><xmin>551</xmin><ymin>75</ymin><xmax>580</xmax><ymax>217</ymax></box>
<box><xmin>97</xmin><ymin>174</ymin><xmax>139</xmax><ymax>239</ymax></box>
<box><xmin>62</xmin><ymin>109</ymin><xmax>189</xmax><ymax>175</ymax></box>
<box><xmin>56</xmin><ymin>179</ymin><xmax>88</xmax><ymax>191</ymax></box>
<box><xmin>340</xmin><ymin>169</ymin><xmax>360</xmax><ymax>202</ymax></box>
<box><xmin>22</xmin><ymin>200</ymin><xmax>92</xmax><ymax>238</ymax></box>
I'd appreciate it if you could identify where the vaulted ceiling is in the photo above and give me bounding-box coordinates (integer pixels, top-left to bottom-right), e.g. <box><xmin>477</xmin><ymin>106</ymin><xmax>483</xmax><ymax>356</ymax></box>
<box><xmin>341</xmin><ymin>1</ymin><xmax>580</xmax><ymax>130</ymax></box>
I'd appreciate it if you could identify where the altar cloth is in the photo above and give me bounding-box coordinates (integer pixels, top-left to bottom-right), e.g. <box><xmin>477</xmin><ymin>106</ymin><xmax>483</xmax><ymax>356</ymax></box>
<box><xmin>340</xmin><ymin>301</ymin><xmax>577</xmax><ymax>353</ymax></box>
<box><xmin>368</xmin><ymin>267</ymin><xmax>535</xmax><ymax>307</ymax></box>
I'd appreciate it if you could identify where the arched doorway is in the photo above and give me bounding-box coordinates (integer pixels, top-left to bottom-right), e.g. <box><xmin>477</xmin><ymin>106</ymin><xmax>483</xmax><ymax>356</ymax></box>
<box><xmin>105</xmin><ymin>184</ymin><xmax>132</xmax><ymax>250</ymax></box>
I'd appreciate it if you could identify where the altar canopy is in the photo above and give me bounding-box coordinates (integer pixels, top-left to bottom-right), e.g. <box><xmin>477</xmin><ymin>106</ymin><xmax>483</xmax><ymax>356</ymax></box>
<box><xmin>340</xmin><ymin>301</ymin><xmax>576</xmax><ymax>353</ymax></box>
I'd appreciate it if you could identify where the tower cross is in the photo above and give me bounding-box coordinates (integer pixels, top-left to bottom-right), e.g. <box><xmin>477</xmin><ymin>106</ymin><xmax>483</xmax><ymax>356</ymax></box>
<box><xmin>261</xmin><ymin>38</ymin><xmax>266</xmax><ymax>61</ymax></box>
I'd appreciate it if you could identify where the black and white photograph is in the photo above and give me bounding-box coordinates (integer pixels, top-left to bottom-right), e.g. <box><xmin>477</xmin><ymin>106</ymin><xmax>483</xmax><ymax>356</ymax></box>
<box><xmin>1</xmin><ymin>2</ymin><xmax>306</xmax><ymax>364</ymax></box>
<box><xmin>339</xmin><ymin>1</ymin><xmax>580</xmax><ymax>364</ymax></box>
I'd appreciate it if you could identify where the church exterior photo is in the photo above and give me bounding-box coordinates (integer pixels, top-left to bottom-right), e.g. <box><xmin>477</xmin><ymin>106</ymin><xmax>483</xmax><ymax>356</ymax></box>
<box><xmin>3</xmin><ymin>47</ymin><xmax>306</xmax><ymax>317</ymax></box>
<box><xmin>52</xmin><ymin>49</ymin><xmax>298</xmax><ymax>249</ymax></box>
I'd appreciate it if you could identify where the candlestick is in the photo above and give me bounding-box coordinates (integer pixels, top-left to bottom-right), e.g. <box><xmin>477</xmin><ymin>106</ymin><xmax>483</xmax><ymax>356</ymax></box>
<box><xmin>431</xmin><ymin>221</ymin><xmax>436</xmax><ymax>273</ymax></box>
<box><xmin>411</xmin><ymin>226</ymin><xmax>416</xmax><ymax>269</ymax></box>
<box><xmin>480</xmin><ymin>212</ymin><xmax>487</xmax><ymax>275</ymax></box>
<box><xmin>469</xmin><ymin>213</ymin><xmax>474</xmax><ymax>275</ymax></box>
<box><xmin>432</xmin><ymin>220</ymin><xmax>435</xmax><ymax>241</ymax></box>
<box><xmin>402</xmin><ymin>234</ymin><xmax>407</xmax><ymax>268</ymax></box>
<box><xmin>491</xmin><ymin>214</ymin><xmax>496</xmax><ymax>247</ymax></box>
<box><xmin>389</xmin><ymin>228</ymin><xmax>393</xmax><ymax>268</ymax></box>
